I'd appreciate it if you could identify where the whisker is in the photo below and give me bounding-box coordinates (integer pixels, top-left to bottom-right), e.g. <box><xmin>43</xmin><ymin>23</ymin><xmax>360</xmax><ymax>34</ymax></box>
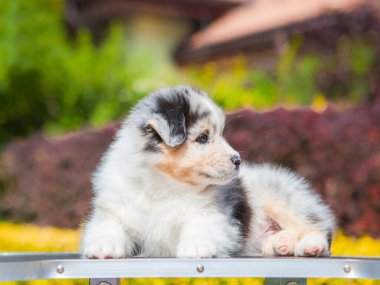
<box><xmin>237</xmin><ymin>150</ymin><xmax>250</xmax><ymax>153</ymax></box>
<box><xmin>225</xmin><ymin>114</ymin><xmax>244</xmax><ymax>127</ymax></box>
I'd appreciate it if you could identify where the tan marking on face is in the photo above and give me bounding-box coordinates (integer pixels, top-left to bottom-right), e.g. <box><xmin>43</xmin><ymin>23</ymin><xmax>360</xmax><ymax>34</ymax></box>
<box><xmin>153</xmin><ymin>114</ymin><xmax>238</xmax><ymax>186</ymax></box>
<box><xmin>156</xmin><ymin>143</ymin><xmax>199</xmax><ymax>186</ymax></box>
<box><xmin>164</xmin><ymin>143</ymin><xmax>188</xmax><ymax>157</ymax></box>
<box><xmin>204</xmin><ymin>122</ymin><xmax>213</xmax><ymax>137</ymax></box>
<box><xmin>155</xmin><ymin>136</ymin><xmax>237</xmax><ymax>186</ymax></box>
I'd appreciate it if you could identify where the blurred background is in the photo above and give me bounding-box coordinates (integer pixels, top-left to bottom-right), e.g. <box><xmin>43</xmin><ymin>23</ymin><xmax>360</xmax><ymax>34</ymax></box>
<box><xmin>0</xmin><ymin>0</ymin><xmax>380</xmax><ymax>284</ymax></box>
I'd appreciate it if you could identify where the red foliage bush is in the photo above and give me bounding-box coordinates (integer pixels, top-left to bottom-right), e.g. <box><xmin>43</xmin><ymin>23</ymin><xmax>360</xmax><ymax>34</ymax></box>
<box><xmin>0</xmin><ymin>123</ymin><xmax>120</xmax><ymax>228</ymax></box>
<box><xmin>1</xmin><ymin>99</ymin><xmax>379</xmax><ymax>237</ymax></box>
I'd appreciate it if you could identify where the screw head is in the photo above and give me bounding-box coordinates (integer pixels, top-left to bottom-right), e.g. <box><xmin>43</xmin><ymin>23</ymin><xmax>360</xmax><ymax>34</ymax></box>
<box><xmin>56</xmin><ymin>265</ymin><xmax>64</xmax><ymax>274</ymax></box>
<box><xmin>343</xmin><ymin>264</ymin><xmax>351</xmax><ymax>273</ymax></box>
<box><xmin>197</xmin><ymin>264</ymin><xmax>205</xmax><ymax>273</ymax></box>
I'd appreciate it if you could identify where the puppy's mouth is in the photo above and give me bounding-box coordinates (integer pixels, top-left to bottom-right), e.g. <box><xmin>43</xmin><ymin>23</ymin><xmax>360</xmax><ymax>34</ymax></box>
<box><xmin>199</xmin><ymin>168</ymin><xmax>239</xmax><ymax>182</ymax></box>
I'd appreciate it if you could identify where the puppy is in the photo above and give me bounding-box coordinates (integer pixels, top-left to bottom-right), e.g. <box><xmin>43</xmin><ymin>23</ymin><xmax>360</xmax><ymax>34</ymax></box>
<box><xmin>80</xmin><ymin>86</ymin><xmax>335</xmax><ymax>258</ymax></box>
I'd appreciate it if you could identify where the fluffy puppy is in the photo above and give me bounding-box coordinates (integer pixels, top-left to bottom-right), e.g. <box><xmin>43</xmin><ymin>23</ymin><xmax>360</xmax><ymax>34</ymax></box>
<box><xmin>80</xmin><ymin>86</ymin><xmax>335</xmax><ymax>258</ymax></box>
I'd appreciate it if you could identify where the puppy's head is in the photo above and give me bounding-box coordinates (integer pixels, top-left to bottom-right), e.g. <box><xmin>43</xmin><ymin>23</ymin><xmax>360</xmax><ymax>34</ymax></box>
<box><xmin>130</xmin><ymin>86</ymin><xmax>240</xmax><ymax>187</ymax></box>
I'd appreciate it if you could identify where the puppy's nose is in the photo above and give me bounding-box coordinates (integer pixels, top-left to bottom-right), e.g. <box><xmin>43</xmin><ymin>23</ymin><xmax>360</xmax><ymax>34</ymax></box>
<box><xmin>231</xmin><ymin>155</ymin><xmax>241</xmax><ymax>167</ymax></box>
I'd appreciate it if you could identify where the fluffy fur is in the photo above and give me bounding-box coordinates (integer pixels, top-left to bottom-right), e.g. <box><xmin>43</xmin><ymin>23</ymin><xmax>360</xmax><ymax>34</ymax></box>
<box><xmin>80</xmin><ymin>86</ymin><xmax>336</xmax><ymax>258</ymax></box>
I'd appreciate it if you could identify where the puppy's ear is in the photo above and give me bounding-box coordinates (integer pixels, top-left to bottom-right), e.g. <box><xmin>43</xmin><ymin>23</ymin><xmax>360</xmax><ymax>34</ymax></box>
<box><xmin>148</xmin><ymin>106</ymin><xmax>186</xmax><ymax>147</ymax></box>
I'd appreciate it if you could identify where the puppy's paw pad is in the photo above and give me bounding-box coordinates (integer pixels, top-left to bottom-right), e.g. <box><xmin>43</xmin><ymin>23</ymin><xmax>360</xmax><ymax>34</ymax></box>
<box><xmin>83</xmin><ymin>240</ymin><xmax>126</xmax><ymax>259</ymax></box>
<box><xmin>277</xmin><ymin>244</ymin><xmax>289</xmax><ymax>254</ymax></box>
<box><xmin>303</xmin><ymin>246</ymin><xmax>326</xmax><ymax>256</ymax></box>
<box><xmin>177</xmin><ymin>239</ymin><xmax>216</xmax><ymax>258</ymax></box>
<box><xmin>273</xmin><ymin>230</ymin><xmax>298</xmax><ymax>256</ymax></box>
<box><xmin>295</xmin><ymin>233</ymin><xmax>329</xmax><ymax>257</ymax></box>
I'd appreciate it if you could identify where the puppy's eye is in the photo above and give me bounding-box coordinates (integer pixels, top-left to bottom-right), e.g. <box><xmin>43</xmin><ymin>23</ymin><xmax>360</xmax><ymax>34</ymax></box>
<box><xmin>196</xmin><ymin>133</ymin><xmax>209</xmax><ymax>144</ymax></box>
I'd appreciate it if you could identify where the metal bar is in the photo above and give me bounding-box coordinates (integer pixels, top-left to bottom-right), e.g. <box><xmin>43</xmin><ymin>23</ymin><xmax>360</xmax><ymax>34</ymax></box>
<box><xmin>264</xmin><ymin>278</ymin><xmax>307</xmax><ymax>285</ymax></box>
<box><xmin>0</xmin><ymin>254</ymin><xmax>379</xmax><ymax>282</ymax></box>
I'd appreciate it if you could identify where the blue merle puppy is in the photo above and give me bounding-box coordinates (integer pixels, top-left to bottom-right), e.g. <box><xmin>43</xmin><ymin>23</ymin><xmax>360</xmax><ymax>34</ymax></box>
<box><xmin>80</xmin><ymin>86</ymin><xmax>336</xmax><ymax>258</ymax></box>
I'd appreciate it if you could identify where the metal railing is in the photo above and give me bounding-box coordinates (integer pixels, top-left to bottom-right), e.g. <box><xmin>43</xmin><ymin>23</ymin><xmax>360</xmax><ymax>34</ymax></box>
<box><xmin>1</xmin><ymin>253</ymin><xmax>380</xmax><ymax>285</ymax></box>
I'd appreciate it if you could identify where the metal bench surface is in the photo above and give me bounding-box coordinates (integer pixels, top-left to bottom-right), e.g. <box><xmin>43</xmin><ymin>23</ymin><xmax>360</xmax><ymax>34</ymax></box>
<box><xmin>0</xmin><ymin>253</ymin><xmax>380</xmax><ymax>282</ymax></box>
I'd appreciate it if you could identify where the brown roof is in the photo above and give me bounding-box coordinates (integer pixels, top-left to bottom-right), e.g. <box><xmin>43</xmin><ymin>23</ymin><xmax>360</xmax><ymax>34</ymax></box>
<box><xmin>176</xmin><ymin>0</ymin><xmax>379</xmax><ymax>63</ymax></box>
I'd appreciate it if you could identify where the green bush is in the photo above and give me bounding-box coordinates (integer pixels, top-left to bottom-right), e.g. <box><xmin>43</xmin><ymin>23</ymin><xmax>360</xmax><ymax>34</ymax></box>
<box><xmin>0</xmin><ymin>0</ymin><xmax>168</xmax><ymax>144</ymax></box>
<box><xmin>188</xmin><ymin>36</ymin><xmax>377</xmax><ymax>110</ymax></box>
<box><xmin>1</xmin><ymin>1</ymin><xmax>378</xmax><ymax>144</ymax></box>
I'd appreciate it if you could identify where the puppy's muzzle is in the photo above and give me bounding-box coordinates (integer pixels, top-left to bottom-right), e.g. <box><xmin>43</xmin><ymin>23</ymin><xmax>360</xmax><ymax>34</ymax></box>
<box><xmin>231</xmin><ymin>155</ymin><xmax>241</xmax><ymax>169</ymax></box>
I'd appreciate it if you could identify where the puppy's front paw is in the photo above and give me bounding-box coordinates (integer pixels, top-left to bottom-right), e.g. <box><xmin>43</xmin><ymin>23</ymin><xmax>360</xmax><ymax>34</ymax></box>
<box><xmin>294</xmin><ymin>232</ymin><xmax>329</xmax><ymax>257</ymax></box>
<box><xmin>176</xmin><ymin>238</ymin><xmax>217</xmax><ymax>258</ymax></box>
<box><xmin>273</xmin><ymin>230</ymin><xmax>298</xmax><ymax>256</ymax></box>
<box><xmin>83</xmin><ymin>238</ymin><xmax>127</xmax><ymax>259</ymax></box>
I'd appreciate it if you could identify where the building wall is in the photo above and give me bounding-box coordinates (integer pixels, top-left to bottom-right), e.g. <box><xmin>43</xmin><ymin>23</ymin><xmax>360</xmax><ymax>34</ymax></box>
<box><xmin>123</xmin><ymin>12</ymin><xmax>193</xmax><ymax>68</ymax></box>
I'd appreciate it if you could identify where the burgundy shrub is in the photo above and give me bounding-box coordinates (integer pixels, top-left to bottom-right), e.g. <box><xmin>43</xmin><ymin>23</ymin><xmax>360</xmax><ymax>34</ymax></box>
<box><xmin>0</xmin><ymin>100</ymin><xmax>379</xmax><ymax>237</ymax></box>
<box><xmin>0</xmin><ymin>123</ymin><xmax>120</xmax><ymax>228</ymax></box>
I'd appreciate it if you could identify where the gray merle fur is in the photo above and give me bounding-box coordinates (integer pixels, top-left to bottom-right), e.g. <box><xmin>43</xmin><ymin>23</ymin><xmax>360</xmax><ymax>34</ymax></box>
<box><xmin>216</xmin><ymin>178</ymin><xmax>253</xmax><ymax>255</ymax></box>
<box><xmin>139</xmin><ymin>87</ymin><xmax>212</xmax><ymax>151</ymax></box>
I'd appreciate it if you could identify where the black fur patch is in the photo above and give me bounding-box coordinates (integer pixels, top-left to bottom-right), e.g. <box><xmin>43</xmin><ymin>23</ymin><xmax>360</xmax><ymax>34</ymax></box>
<box><xmin>189</xmin><ymin>86</ymin><xmax>206</xmax><ymax>96</ymax></box>
<box><xmin>138</xmin><ymin>122</ymin><xmax>163</xmax><ymax>153</ymax></box>
<box><xmin>143</xmin><ymin>130</ymin><xmax>163</xmax><ymax>153</ymax></box>
<box><xmin>327</xmin><ymin>230</ymin><xmax>333</xmax><ymax>250</ymax></box>
<box><xmin>131</xmin><ymin>242</ymin><xmax>142</xmax><ymax>256</ymax></box>
<box><xmin>150</xmin><ymin>88</ymin><xmax>211</xmax><ymax>144</ymax></box>
<box><xmin>154</xmin><ymin>90</ymin><xmax>190</xmax><ymax>141</ymax></box>
<box><xmin>216</xmin><ymin>178</ymin><xmax>253</xmax><ymax>255</ymax></box>
<box><xmin>307</xmin><ymin>213</ymin><xmax>323</xmax><ymax>224</ymax></box>
<box><xmin>186</xmin><ymin>111</ymin><xmax>211</xmax><ymax>129</ymax></box>
<box><xmin>154</xmin><ymin>90</ymin><xmax>210</xmax><ymax>131</ymax></box>
<box><xmin>140</xmin><ymin>87</ymin><xmax>213</xmax><ymax>150</ymax></box>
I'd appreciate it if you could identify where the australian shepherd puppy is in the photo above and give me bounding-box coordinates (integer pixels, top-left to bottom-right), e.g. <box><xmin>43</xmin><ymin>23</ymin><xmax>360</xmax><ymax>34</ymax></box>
<box><xmin>81</xmin><ymin>86</ymin><xmax>335</xmax><ymax>258</ymax></box>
